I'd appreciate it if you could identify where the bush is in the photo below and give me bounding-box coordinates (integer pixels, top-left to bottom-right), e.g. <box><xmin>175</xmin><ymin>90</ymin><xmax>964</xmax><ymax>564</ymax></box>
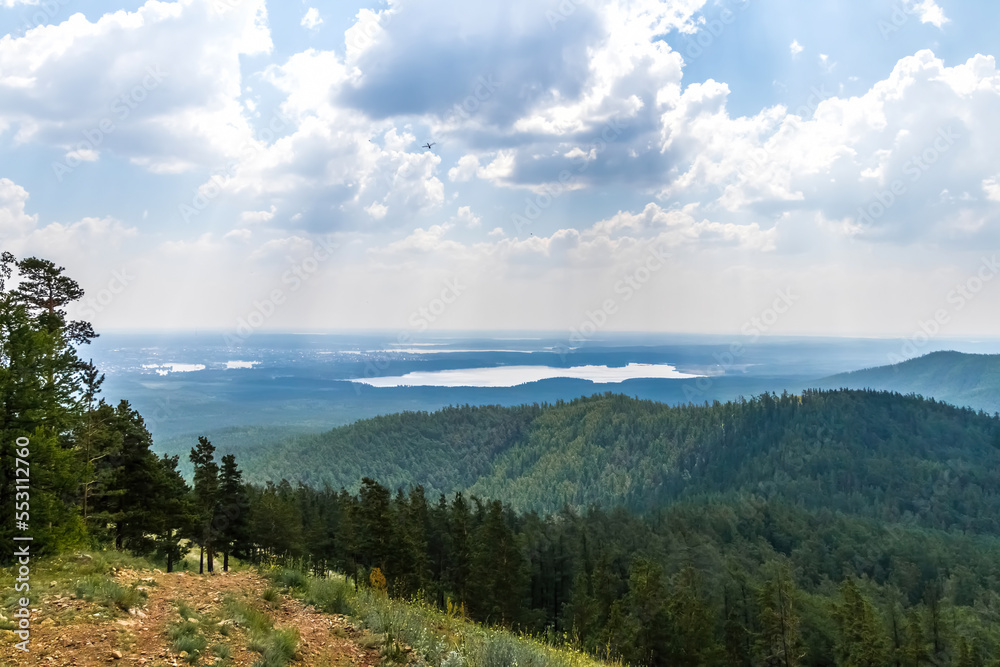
<box><xmin>304</xmin><ymin>578</ymin><xmax>353</xmax><ymax>615</ymax></box>
<box><xmin>224</xmin><ymin>599</ymin><xmax>274</xmax><ymax>637</ymax></box>
<box><xmin>262</xmin><ymin>586</ymin><xmax>281</xmax><ymax>607</ymax></box>
<box><xmin>254</xmin><ymin>627</ymin><xmax>299</xmax><ymax>667</ymax></box>
<box><xmin>73</xmin><ymin>575</ymin><xmax>146</xmax><ymax>611</ymax></box>
<box><xmin>168</xmin><ymin>616</ymin><xmax>207</xmax><ymax>663</ymax></box>
<box><xmin>272</xmin><ymin>568</ymin><xmax>309</xmax><ymax>591</ymax></box>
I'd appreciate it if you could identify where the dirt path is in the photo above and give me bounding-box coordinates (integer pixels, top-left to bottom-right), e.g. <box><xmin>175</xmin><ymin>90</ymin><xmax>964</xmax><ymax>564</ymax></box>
<box><xmin>1</xmin><ymin>566</ymin><xmax>381</xmax><ymax>667</ymax></box>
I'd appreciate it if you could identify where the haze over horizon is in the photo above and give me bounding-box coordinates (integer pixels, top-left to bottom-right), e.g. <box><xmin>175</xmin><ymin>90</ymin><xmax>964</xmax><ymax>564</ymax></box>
<box><xmin>2</xmin><ymin>0</ymin><xmax>999</xmax><ymax>339</ymax></box>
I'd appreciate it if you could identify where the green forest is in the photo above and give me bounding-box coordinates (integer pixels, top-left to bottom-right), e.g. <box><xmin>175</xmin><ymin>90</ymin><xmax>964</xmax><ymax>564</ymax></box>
<box><xmin>5</xmin><ymin>253</ymin><xmax>1000</xmax><ymax>666</ymax></box>
<box><xmin>818</xmin><ymin>350</ymin><xmax>1000</xmax><ymax>415</ymax></box>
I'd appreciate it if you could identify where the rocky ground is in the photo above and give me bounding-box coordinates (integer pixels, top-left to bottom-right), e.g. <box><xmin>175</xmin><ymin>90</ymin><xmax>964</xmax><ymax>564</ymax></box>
<box><xmin>1</xmin><ymin>560</ymin><xmax>382</xmax><ymax>667</ymax></box>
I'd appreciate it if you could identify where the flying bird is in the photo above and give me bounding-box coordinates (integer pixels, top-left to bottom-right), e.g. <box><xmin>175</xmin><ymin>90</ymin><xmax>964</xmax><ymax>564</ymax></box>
<box><xmin>423</xmin><ymin>142</ymin><xmax>436</xmax><ymax>150</ymax></box>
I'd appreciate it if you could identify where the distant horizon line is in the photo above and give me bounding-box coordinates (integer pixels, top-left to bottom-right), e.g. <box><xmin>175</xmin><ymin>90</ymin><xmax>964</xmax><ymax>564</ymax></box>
<box><xmin>87</xmin><ymin>328</ymin><xmax>1000</xmax><ymax>343</ymax></box>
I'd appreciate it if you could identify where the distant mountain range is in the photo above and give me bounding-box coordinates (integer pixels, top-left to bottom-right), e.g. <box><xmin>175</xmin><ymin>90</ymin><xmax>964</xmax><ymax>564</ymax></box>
<box><xmin>816</xmin><ymin>350</ymin><xmax>1000</xmax><ymax>414</ymax></box>
<box><xmin>186</xmin><ymin>389</ymin><xmax>1000</xmax><ymax>537</ymax></box>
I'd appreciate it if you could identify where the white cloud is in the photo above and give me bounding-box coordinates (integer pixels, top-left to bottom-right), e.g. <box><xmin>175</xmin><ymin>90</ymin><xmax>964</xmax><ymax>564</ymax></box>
<box><xmin>240</xmin><ymin>206</ymin><xmax>277</xmax><ymax>223</ymax></box>
<box><xmin>448</xmin><ymin>154</ymin><xmax>480</xmax><ymax>182</ymax></box>
<box><xmin>0</xmin><ymin>0</ymin><xmax>272</xmax><ymax>173</ymax></box>
<box><xmin>224</xmin><ymin>228</ymin><xmax>253</xmax><ymax>241</ymax></box>
<box><xmin>906</xmin><ymin>0</ymin><xmax>949</xmax><ymax>28</ymax></box>
<box><xmin>365</xmin><ymin>201</ymin><xmax>388</xmax><ymax>219</ymax></box>
<box><xmin>65</xmin><ymin>148</ymin><xmax>99</xmax><ymax>162</ymax></box>
<box><xmin>658</xmin><ymin>50</ymin><xmax>1000</xmax><ymax>246</ymax></box>
<box><xmin>983</xmin><ymin>177</ymin><xmax>1000</xmax><ymax>202</ymax></box>
<box><xmin>452</xmin><ymin>205</ymin><xmax>481</xmax><ymax>227</ymax></box>
<box><xmin>0</xmin><ymin>178</ymin><xmax>38</xmax><ymax>237</ymax></box>
<box><xmin>301</xmin><ymin>7</ymin><xmax>322</xmax><ymax>31</ymax></box>
<box><xmin>789</xmin><ymin>40</ymin><xmax>803</xmax><ymax>57</ymax></box>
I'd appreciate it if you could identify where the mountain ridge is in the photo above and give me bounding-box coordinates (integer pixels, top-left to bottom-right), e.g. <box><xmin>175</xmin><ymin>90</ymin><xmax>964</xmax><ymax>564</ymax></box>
<box><xmin>817</xmin><ymin>350</ymin><xmax>1000</xmax><ymax>414</ymax></box>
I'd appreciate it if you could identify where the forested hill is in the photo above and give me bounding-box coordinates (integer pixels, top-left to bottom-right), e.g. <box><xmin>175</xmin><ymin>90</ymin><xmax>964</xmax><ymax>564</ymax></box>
<box><xmin>220</xmin><ymin>389</ymin><xmax>1000</xmax><ymax>530</ymax></box>
<box><xmin>818</xmin><ymin>350</ymin><xmax>1000</xmax><ymax>414</ymax></box>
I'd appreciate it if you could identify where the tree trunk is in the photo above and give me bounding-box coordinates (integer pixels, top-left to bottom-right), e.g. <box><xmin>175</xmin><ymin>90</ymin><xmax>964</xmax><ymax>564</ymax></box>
<box><xmin>224</xmin><ymin>550</ymin><xmax>229</xmax><ymax>573</ymax></box>
<box><xmin>199</xmin><ymin>545</ymin><xmax>204</xmax><ymax>574</ymax></box>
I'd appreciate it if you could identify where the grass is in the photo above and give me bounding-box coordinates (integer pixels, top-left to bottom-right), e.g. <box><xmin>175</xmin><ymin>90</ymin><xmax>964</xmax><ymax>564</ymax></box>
<box><xmin>2</xmin><ymin>549</ymin><xmax>158</xmax><ymax>613</ymax></box>
<box><xmin>272</xmin><ymin>568</ymin><xmax>310</xmax><ymax>592</ymax></box>
<box><xmin>176</xmin><ymin>599</ymin><xmax>198</xmax><ymax>620</ymax></box>
<box><xmin>271</xmin><ymin>568</ymin><xmax>622</xmax><ymax>667</ymax></box>
<box><xmin>168</xmin><ymin>602</ymin><xmax>208</xmax><ymax>664</ymax></box>
<box><xmin>302</xmin><ymin>576</ymin><xmax>353</xmax><ymax>615</ymax></box>
<box><xmin>73</xmin><ymin>574</ymin><xmax>147</xmax><ymax>611</ymax></box>
<box><xmin>256</xmin><ymin>627</ymin><xmax>300</xmax><ymax>667</ymax></box>
<box><xmin>262</xmin><ymin>586</ymin><xmax>281</xmax><ymax>607</ymax></box>
<box><xmin>222</xmin><ymin>596</ymin><xmax>299</xmax><ymax>667</ymax></box>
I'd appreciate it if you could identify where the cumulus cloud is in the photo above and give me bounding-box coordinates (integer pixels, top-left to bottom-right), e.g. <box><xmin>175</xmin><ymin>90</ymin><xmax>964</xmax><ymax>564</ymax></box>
<box><xmin>452</xmin><ymin>205</ymin><xmax>481</xmax><ymax>228</ymax></box>
<box><xmin>240</xmin><ymin>206</ymin><xmax>277</xmax><ymax>223</ymax></box>
<box><xmin>906</xmin><ymin>0</ymin><xmax>949</xmax><ymax>27</ymax></box>
<box><xmin>0</xmin><ymin>178</ymin><xmax>38</xmax><ymax>237</ymax></box>
<box><xmin>0</xmin><ymin>0</ymin><xmax>272</xmax><ymax>173</ymax></box>
<box><xmin>658</xmin><ymin>51</ymin><xmax>1000</xmax><ymax>246</ymax></box>
<box><xmin>300</xmin><ymin>7</ymin><xmax>322</xmax><ymax>30</ymax></box>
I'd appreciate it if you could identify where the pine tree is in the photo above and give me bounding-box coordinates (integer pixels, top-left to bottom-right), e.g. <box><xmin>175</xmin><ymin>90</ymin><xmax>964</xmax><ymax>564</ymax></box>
<box><xmin>216</xmin><ymin>453</ymin><xmax>251</xmax><ymax>572</ymax></box>
<box><xmin>755</xmin><ymin>563</ymin><xmax>803</xmax><ymax>667</ymax></box>
<box><xmin>900</xmin><ymin>608</ymin><xmax>929</xmax><ymax>667</ymax></box>
<box><xmin>190</xmin><ymin>436</ymin><xmax>220</xmax><ymax>573</ymax></box>
<box><xmin>469</xmin><ymin>500</ymin><xmax>527</xmax><ymax>626</ymax></box>
<box><xmin>0</xmin><ymin>254</ymin><xmax>93</xmax><ymax>557</ymax></box>
<box><xmin>664</xmin><ymin>566</ymin><xmax>723</xmax><ymax>666</ymax></box>
<box><xmin>150</xmin><ymin>454</ymin><xmax>195</xmax><ymax>572</ymax></box>
<box><xmin>75</xmin><ymin>361</ymin><xmax>107</xmax><ymax>525</ymax></box>
<box><xmin>105</xmin><ymin>401</ymin><xmax>165</xmax><ymax>553</ymax></box>
<box><xmin>834</xmin><ymin>578</ymin><xmax>889</xmax><ymax>667</ymax></box>
<box><xmin>446</xmin><ymin>492</ymin><xmax>473</xmax><ymax>607</ymax></box>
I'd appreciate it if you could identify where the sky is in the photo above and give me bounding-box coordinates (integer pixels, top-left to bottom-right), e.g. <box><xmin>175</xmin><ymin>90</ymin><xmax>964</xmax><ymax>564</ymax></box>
<box><xmin>1</xmin><ymin>0</ymin><xmax>999</xmax><ymax>340</ymax></box>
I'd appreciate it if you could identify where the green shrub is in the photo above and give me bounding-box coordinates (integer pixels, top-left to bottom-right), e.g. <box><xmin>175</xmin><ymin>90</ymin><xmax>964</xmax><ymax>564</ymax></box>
<box><xmin>253</xmin><ymin>627</ymin><xmax>299</xmax><ymax>667</ymax></box>
<box><xmin>73</xmin><ymin>575</ymin><xmax>146</xmax><ymax>611</ymax></box>
<box><xmin>262</xmin><ymin>586</ymin><xmax>281</xmax><ymax>607</ymax></box>
<box><xmin>224</xmin><ymin>599</ymin><xmax>274</xmax><ymax>636</ymax></box>
<box><xmin>176</xmin><ymin>600</ymin><xmax>197</xmax><ymax>620</ymax></box>
<box><xmin>304</xmin><ymin>578</ymin><xmax>353</xmax><ymax>615</ymax></box>
<box><xmin>172</xmin><ymin>633</ymin><xmax>207</xmax><ymax>663</ymax></box>
<box><xmin>168</xmin><ymin>620</ymin><xmax>201</xmax><ymax>642</ymax></box>
<box><xmin>272</xmin><ymin>568</ymin><xmax>309</xmax><ymax>591</ymax></box>
<box><xmin>212</xmin><ymin>642</ymin><xmax>232</xmax><ymax>660</ymax></box>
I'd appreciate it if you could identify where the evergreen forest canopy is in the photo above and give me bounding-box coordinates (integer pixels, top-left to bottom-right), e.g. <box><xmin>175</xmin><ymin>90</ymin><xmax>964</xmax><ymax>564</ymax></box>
<box><xmin>218</xmin><ymin>388</ymin><xmax>1000</xmax><ymax>529</ymax></box>
<box><xmin>5</xmin><ymin>253</ymin><xmax>1000</xmax><ymax>666</ymax></box>
<box><xmin>818</xmin><ymin>350</ymin><xmax>1000</xmax><ymax>415</ymax></box>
